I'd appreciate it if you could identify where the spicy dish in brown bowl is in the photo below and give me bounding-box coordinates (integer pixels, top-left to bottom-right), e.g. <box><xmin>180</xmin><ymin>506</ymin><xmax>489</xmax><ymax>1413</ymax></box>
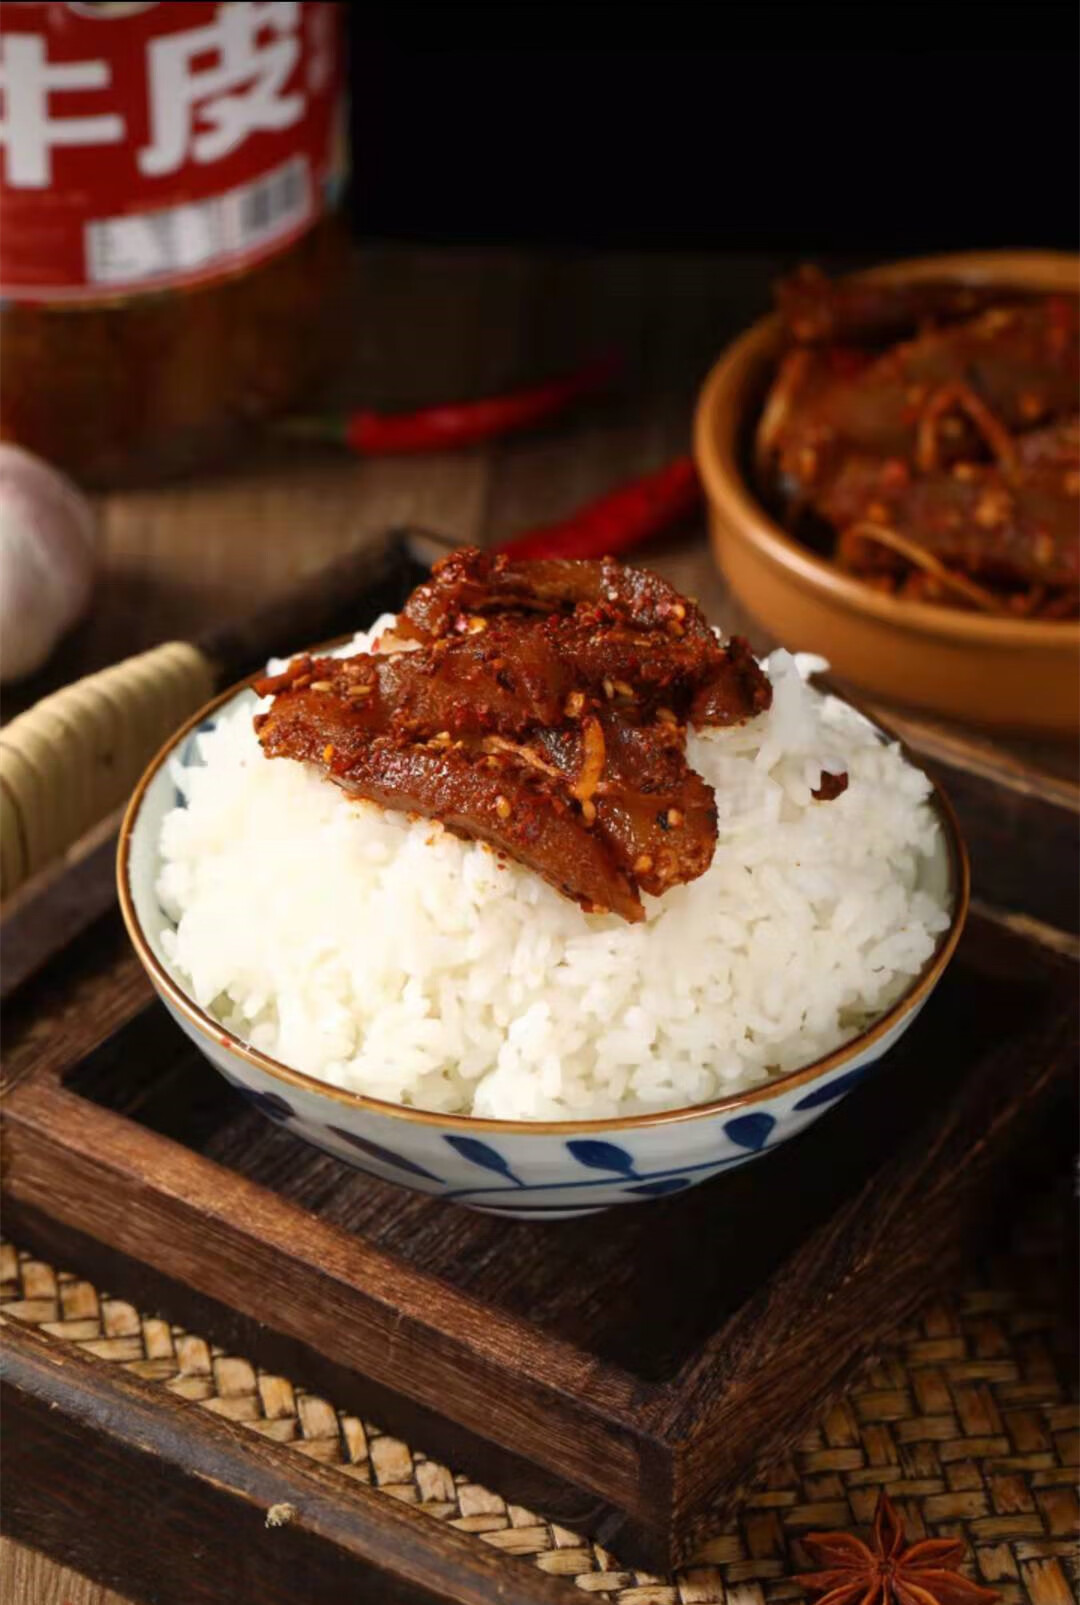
<box><xmin>694</xmin><ymin>251</ymin><xmax>1080</xmax><ymax>734</ymax></box>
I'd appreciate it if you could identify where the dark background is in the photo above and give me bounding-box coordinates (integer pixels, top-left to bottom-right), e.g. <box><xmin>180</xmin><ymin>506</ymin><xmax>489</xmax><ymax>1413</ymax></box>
<box><xmin>348</xmin><ymin>4</ymin><xmax>1078</xmax><ymax>256</ymax></box>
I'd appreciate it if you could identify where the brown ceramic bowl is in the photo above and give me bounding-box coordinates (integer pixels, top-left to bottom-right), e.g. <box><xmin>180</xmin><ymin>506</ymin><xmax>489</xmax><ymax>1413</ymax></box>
<box><xmin>694</xmin><ymin>250</ymin><xmax>1080</xmax><ymax>734</ymax></box>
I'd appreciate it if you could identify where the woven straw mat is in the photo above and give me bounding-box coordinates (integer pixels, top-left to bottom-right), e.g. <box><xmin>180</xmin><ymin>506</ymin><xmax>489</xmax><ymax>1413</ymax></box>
<box><xmin>2</xmin><ymin>1190</ymin><xmax>1077</xmax><ymax>1604</ymax></box>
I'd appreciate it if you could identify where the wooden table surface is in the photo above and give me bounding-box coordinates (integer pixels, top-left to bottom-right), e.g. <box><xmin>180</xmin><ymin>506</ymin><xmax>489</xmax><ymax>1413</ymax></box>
<box><xmin>3</xmin><ymin>243</ymin><xmax>778</xmax><ymax>725</ymax></box>
<box><xmin>4</xmin><ymin>244</ymin><xmax>1074</xmax><ymax>1603</ymax></box>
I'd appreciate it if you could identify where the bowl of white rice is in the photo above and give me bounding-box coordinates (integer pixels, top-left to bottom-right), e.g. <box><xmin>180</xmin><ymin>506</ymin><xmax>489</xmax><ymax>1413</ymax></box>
<box><xmin>118</xmin><ymin>623</ymin><xmax>968</xmax><ymax>1219</ymax></box>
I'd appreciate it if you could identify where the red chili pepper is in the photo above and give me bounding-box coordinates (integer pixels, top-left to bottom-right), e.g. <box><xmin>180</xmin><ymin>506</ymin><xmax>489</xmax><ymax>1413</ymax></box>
<box><xmin>277</xmin><ymin>352</ymin><xmax>622</xmax><ymax>454</ymax></box>
<box><xmin>496</xmin><ymin>456</ymin><xmax>702</xmax><ymax>561</ymax></box>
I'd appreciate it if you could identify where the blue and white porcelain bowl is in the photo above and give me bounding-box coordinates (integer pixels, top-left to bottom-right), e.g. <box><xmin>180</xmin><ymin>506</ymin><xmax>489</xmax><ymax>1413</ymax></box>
<box><xmin>119</xmin><ymin>678</ymin><xmax>969</xmax><ymax>1220</ymax></box>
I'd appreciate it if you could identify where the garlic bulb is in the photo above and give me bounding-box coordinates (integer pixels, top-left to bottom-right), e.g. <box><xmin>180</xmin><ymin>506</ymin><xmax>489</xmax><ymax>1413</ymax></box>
<box><xmin>0</xmin><ymin>443</ymin><xmax>96</xmax><ymax>683</ymax></box>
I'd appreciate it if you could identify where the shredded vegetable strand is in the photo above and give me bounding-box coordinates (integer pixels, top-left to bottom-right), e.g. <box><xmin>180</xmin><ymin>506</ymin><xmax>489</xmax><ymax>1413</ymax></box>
<box><xmin>570</xmin><ymin>715</ymin><xmax>606</xmax><ymax>801</ymax></box>
<box><xmin>838</xmin><ymin>521</ymin><xmax>1007</xmax><ymax>613</ymax></box>
<box><xmin>755</xmin><ymin>349</ymin><xmax>813</xmax><ymax>470</ymax></box>
<box><xmin>480</xmin><ymin>735</ymin><xmax>562</xmax><ymax>779</ymax></box>
<box><xmin>915</xmin><ymin>382</ymin><xmax>1019</xmax><ymax>476</ymax></box>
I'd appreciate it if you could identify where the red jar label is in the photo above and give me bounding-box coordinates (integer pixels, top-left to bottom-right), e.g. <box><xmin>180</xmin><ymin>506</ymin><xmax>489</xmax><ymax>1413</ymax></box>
<box><xmin>0</xmin><ymin>2</ymin><xmax>344</xmax><ymax>303</ymax></box>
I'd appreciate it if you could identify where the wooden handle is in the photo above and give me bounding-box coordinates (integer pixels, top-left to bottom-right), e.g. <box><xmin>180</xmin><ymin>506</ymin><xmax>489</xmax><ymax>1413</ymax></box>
<box><xmin>0</xmin><ymin>642</ymin><xmax>215</xmax><ymax>900</ymax></box>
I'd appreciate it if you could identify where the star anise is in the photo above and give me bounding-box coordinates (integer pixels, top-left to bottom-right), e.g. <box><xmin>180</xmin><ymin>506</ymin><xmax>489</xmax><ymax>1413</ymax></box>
<box><xmin>795</xmin><ymin>1490</ymin><xmax>999</xmax><ymax>1605</ymax></box>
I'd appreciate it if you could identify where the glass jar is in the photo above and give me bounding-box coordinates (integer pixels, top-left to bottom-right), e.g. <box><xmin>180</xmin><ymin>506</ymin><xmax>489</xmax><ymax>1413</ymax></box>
<box><xmin>0</xmin><ymin>2</ymin><xmax>348</xmax><ymax>488</ymax></box>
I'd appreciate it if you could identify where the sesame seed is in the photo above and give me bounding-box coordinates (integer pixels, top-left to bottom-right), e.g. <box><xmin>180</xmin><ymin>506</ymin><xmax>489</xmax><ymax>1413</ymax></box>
<box><xmin>656</xmin><ymin>707</ymin><xmax>678</xmax><ymax>726</ymax></box>
<box><xmin>612</xmin><ymin>679</ymin><xmax>635</xmax><ymax>699</ymax></box>
<box><xmin>633</xmin><ymin>854</ymin><xmax>654</xmax><ymax>874</ymax></box>
<box><xmin>564</xmin><ymin>691</ymin><xmax>585</xmax><ymax>717</ymax></box>
<box><xmin>666</xmin><ymin>808</ymin><xmax>683</xmax><ymax>828</ymax></box>
<box><xmin>581</xmin><ymin>799</ymin><xmax>597</xmax><ymax>826</ymax></box>
<box><xmin>322</xmin><ymin>744</ymin><xmax>335</xmax><ymax>763</ymax></box>
<box><xmin>309</xmin><ymin>680</ymin><xmax>333</xmax><ymax>692</ymax></box>
<box><xmin>466</xmin><ymin>615</ymin><xmax>488</xmax><ymax>634</ymax></box>
<box><xmin>602</xmin><ymin>678</ymin><xmax>615</xmax><ymax>699</ymax></box>
<box><xmin>495</xmin><ymin>795</ymin><xmax>512</xmax><ymax>820</ymax></box>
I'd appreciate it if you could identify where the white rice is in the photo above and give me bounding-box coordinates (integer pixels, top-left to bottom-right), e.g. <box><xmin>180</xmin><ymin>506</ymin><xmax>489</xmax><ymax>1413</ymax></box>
<box><xmin>156</xmin><ymin>622</ymin><xmax>950</xmax><ymax>1121</ymax></box>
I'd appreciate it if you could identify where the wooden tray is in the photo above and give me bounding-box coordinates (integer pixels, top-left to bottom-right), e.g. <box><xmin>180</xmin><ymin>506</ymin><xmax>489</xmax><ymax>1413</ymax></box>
<box><xmin>3</xmin><ymin>901</ymin><xmax>1076</xmax><ymax>1574</ymax></box>
<box><xmin>3</xmin><ymin>539</ymin><xmax>1078</xmax><ymax>1580</ymax></box>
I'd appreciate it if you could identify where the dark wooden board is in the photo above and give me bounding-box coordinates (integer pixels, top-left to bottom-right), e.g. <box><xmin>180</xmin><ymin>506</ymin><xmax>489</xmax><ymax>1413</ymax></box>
<box><xmin>2</xmin><ymin>902</ymin><xmax>1076</xmax><ymax>1574</ymax></box>
<box><xmin>1</xmin><ymin>1314</ymin><xmax>578</xmax><ymax>1605</ymax></box>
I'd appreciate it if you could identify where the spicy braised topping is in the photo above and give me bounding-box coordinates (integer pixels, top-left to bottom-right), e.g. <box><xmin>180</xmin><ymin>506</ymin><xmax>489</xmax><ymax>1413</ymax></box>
<box><xmin>775</xmin><ymin>264</ymin><xmax>1033</xmax><ymax>348</ymax></box>
<box><xmin>254</xmin><ymin>550</ymin><xmax>779</xmax><ymax>922</ymax></box>
<box><xmin>757</xmin><ymin>277</ymin><xmax>1080</xmax><ymax>618</ymax></box>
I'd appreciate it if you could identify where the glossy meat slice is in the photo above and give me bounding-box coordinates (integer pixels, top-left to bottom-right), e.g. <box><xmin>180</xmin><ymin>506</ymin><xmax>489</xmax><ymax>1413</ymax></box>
<box><xmin>255</xmin><ymin>617</ymin><xmax>771</xmax><ymax>741</ymax></box>
<box><xmin>767</xmin><ymin>299</ymin><xmax>1080</xmax><ymax>505</ymax></box>
<box><xmin>255</xmin><ymin>683</ymin><xmax>721</xmax><ymax>907</ymax></box>
<box><xmin>776</xmin><ymin>265</ymin><xmax>1031</xmax><ymax>346</ymax></box>
<box><xmin>818</xmin><ymin>454</ymin><xmax>1080</xmax><ymax>592</ymax></box>
<box><xmin>591</xmin><ymin>718</ymin><xmax>718</xmax><ymax>898</ymax></box>
<box><xmin>398</xmin><ymin>546</ymin><xmax>715</xmax><ymax>643</ymax></box>
<box><xmin>255</xmin><ymin>553</ymin><xmax>779</xmax><ymax>921</ymax></box>
<box><xmin>255</xmin><ymin>628</ymin><xmax>569</xmax><ymax>740</ymax></box>
<box><xmin>255</xmin><ymin>700</ymin><xmax>644</xmax><ymax>921</ymax></box>
<box><xmin>529</xmin><ymin>714</ymin><xmax>718</xmax><ymax>898</ymax></box>
<box><xmin>755</xmin><ymin>346</ymin><xmax>870</xmax><ymax>480</ymax></box>
<box><xmin>692</xmin><ymin>636</ymin><xmax>774</xmax><ymax>727</ymax></box>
